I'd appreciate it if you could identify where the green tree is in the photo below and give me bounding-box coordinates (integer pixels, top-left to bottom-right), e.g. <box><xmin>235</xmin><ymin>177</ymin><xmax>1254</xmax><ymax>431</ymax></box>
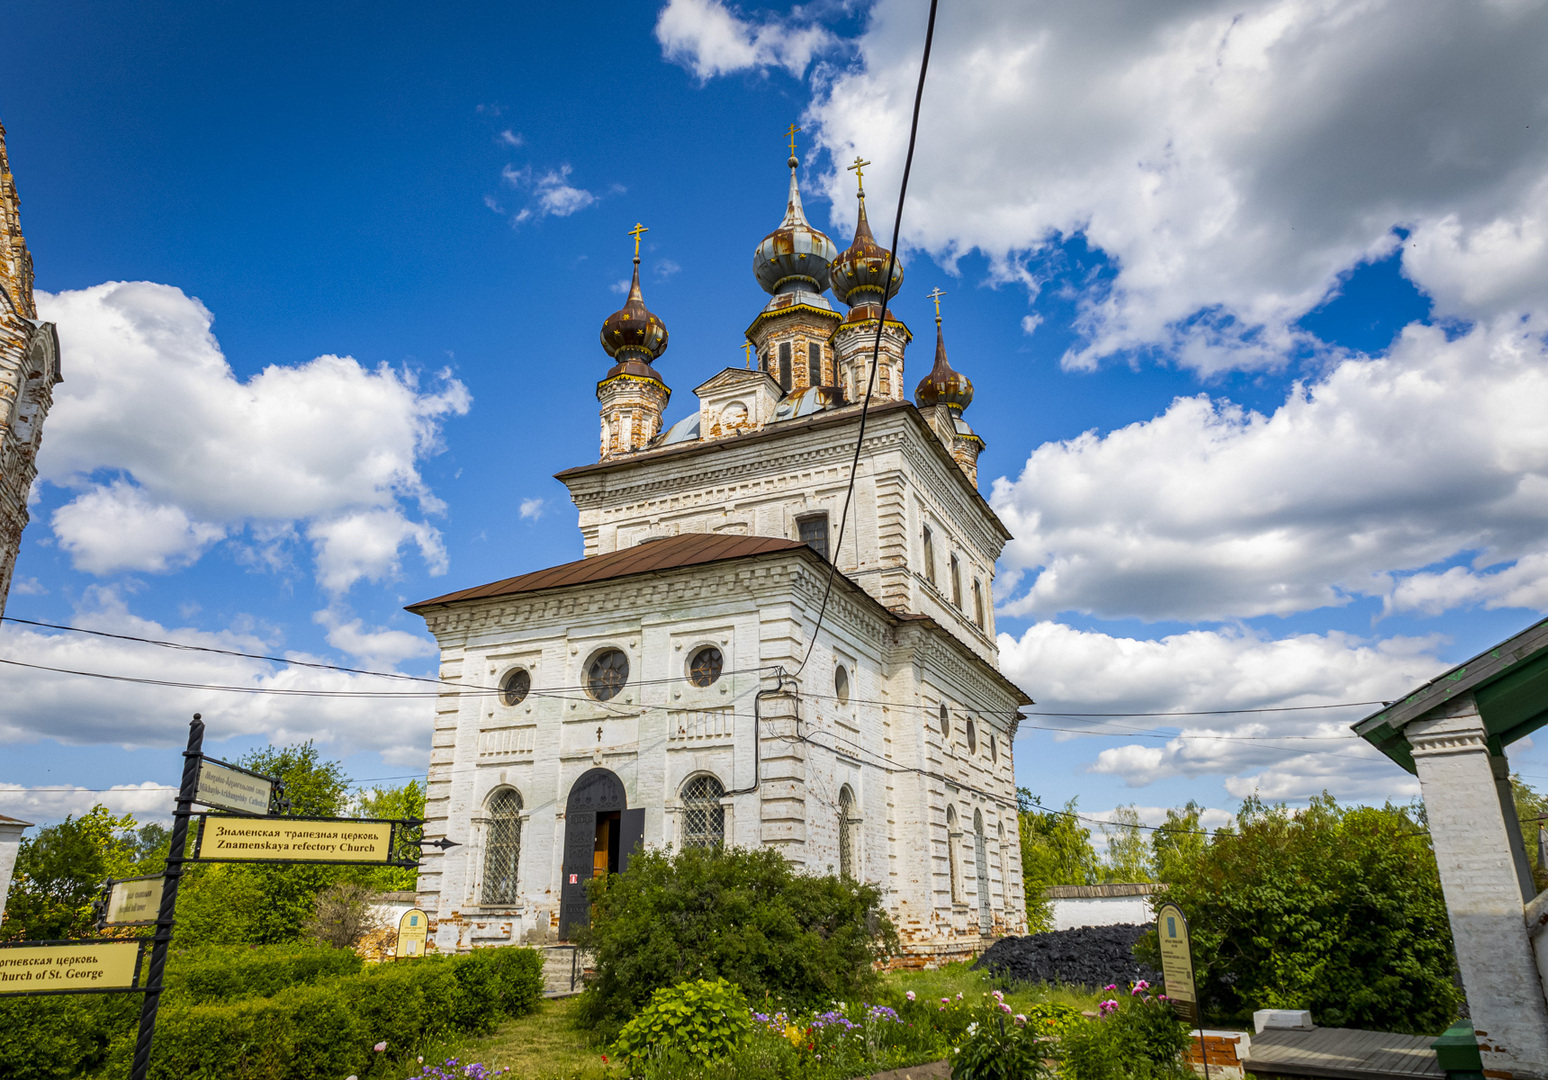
<box><xmin>1151</xmin><ymin>801</ymin><xmax>1207</xmax><ymax>883</ymax></box>
<box><xmin>355</xmin><ymin>779</ymin><xmax>425</xmax><ymax>891</ymax></box>
<box><xmin>1512</xmin><ymin>774</ymin><xmax>1548</xmax><ymax>893</ymax></box>
<box><xmin>1</xmin><ymin>806</ymin><xmax>140</xmax><ymax>941</ymax></box>
<box><xmin>1018</xmin><ymin>789</ymin><xmax>1101</xmax><ymax>930</ymax></box>
<box><xmin>1135</xmin><ymin>793</ymin><xmax>1460</xmax><ymax>1034</ymax></box>
<box><xmin>1098</xmin><ymin>805</ymin><xmax>1154</xmax><ymax>883</ymax></box>
<box><xmin>240</xmin><ymin>741</ymin><xmax>348</xmax><ymax>816</ymax></box>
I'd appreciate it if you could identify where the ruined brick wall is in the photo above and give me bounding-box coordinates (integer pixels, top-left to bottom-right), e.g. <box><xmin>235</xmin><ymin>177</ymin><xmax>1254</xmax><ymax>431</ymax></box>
<box><xmin>0</xmin><ymin>121</ymin><xmax>61</xmax><ymax>619</ymax></box>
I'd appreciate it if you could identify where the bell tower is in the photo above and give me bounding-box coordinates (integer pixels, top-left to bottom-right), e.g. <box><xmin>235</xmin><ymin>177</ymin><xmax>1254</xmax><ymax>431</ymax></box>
<box><xmin>596</xmin><ymin>223</ymin><xmax>671</xmax><ymax>460</ymax></box>
<box><xmin>0</xmin><ymin>120</ymin><xmax>62</xmax><ymax>618</ymax></box>
<box><xmin>830</xmin><ymin>157</ymin><xmax>910</xmax><ymax>403</ymax></box>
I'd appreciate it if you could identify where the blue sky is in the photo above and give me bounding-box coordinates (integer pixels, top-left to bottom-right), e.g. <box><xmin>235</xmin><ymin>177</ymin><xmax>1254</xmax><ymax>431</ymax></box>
<box><xmin>4</xmin><ymin>0</ymin><xmax>1548</xmax><ymax>834</ymax></box>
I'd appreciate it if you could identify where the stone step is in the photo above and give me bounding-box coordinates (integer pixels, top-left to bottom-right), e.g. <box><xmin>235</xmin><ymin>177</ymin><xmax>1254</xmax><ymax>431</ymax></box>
<box><xmin>540</xmin><ymin>945</ymin><xmax>588</xmax><ymax>996</ymax></box>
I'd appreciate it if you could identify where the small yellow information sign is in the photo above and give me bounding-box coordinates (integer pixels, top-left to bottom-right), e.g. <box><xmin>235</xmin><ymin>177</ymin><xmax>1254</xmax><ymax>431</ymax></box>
<box><xmin>397</xmin><ymin>908</ymin><xmax>429</xmax><ymax>958</ymax></box>
<box><xmin>1155</xmin><ymin>902</ymin><xmax>1198</xmax><ymax>1025</ymax></box>
<box><xmin>195</xmin><ymin>759</ymin><xmax>275</xmax><ymax>815</ymax></box>
<box><xmin>197</xmin><ymin>816</ymin><xmax>395</xmax><ymax>863</ymax></box>
<box><xmin>104</xmin><ymin>876</ymin><xmax>164</xmax><ymax>927</ymax></box>
<box><xmin>0</xmin><ymin>941</ymin><xmax>141</xmax><ymax>995</ymax></box>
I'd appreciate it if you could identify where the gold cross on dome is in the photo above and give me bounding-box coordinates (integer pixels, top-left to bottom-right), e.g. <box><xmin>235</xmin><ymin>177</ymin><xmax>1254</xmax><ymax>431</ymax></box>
<box><xmin>848</xmin><ymin>156</ymin><xmax>872</xmax><ymax>194</ymax></box>
<box><xmin>927</xmin><ymin>287</ymin><xmax>945</xmax><ymax>319</ymax></box>
<box><xmin>741</xmin><ymin>341</ymin><xmax>753</xmax><ymax>368</ymax></box>
<box><xmin>628</xmin><ymin>222</ymin><xmax>648</xmax><ymax>258</ymax></box>
<box><xmin>786</xmin><ymin>123</ymin><xmax>801</xmax><ymax>158</ymax></box>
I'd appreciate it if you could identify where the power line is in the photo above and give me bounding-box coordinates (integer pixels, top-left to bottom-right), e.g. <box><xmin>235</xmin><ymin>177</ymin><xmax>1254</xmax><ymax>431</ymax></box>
<box><xmin>797</xmin><ymin>0</ymin><xmax>939</xmax><ymax>677</ymax></box>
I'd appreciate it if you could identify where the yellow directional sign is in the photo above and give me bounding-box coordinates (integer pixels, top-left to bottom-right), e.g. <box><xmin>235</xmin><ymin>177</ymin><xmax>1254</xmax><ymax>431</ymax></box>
<box><xmin>104</xmin><ymin>876</ymin><xmax>164</xmax><ymax>927</ymax></box>
<box><xmin>397</xmin><ymin>908</ymin><xmax>429</xmax><ymax>958</ymax></box>
<box><xmin>194</xmin><ymin>759</ymin><xmax>275</xmax><ymax>815</ymax></box>
<box><xmin>195</xmin><ymin>816</ymin><xmax>396</xmax><ymax>863</ymax></box>
<box><xmin>1155</xmin><ymin>902</ymin><xmax>1199</xmax><ymax>1025</ymax></box>
<box><xmin>0</xmin><ymin>941</ymin><xmax>142</xmax><ymax>995</ymax></box>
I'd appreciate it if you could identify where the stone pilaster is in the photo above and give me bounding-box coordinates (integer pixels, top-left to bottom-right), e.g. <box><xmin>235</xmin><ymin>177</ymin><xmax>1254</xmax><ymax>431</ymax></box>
<box><xmin>1408</xmin><ymin>698</ymin><xmax>1548</xmax><ymax>1079</ymax></box>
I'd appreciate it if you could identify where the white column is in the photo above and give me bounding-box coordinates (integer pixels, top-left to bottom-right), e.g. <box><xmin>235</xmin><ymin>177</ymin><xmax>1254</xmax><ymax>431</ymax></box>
<box><xmin>1408</xmin><ymin>699</ymin><xmax>1548</xmax><ymax>1080</ymax></box>
<box><xmin>0</xmin><ymin>818</ymin><xmax>30</xmax><ymax>917</ymax></box>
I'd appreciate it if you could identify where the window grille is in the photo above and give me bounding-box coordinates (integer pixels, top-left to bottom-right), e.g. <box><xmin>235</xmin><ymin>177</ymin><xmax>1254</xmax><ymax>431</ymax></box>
<box><xmin>681</xmin><ymin>775</ymin><xmax>725</xmax><ymax>849</ymax></box>
<box><xmin>501</xmin><ymin>669</ymin><xmax>530</xmax><ymax>706</ymax></box>
<box><xmin>808</xmin><ymin>343</ymin><xmax>822</xmax><ymax>386</ymax></box>
<box><xmin>798</xmin><ymin>515</ymin><xmax>829</xmax><ymax>561</ymax></box>
<box><xmin>839</xmin><ymin>786</ymin><xmax>857</xmax><ymax>879</ymax></box>
<box><xmin>587</xmin><ymin>649</ymin><xmax>629</xmax><ymax>701</ymax></box>
<box><xmin>688</xmin><ymin>646</ymin><xmax>723</xmax><ymax>687</ymax></box>
<box><xmin>481</xmin><ymin>789</ymin><xmax>523</xmax><ymax>905</ymax></box>
<box><xmin>778</xmin><ymin>342</ymin><xmax>792</xmax><ymax>391</ymax></box>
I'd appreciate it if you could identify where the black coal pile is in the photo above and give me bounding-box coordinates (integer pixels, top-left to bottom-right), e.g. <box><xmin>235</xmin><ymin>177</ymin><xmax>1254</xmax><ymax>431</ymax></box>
<box><xmin>972</xmin><ymin>924</ymin><xmax>1161</xmax><ymax>988</ymax></box>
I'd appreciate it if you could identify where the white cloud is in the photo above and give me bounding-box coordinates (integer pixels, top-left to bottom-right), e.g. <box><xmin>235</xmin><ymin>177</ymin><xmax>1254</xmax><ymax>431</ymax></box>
<box><xmin>33</xmin><ymin>282</ymin><xmax>470</xmax><ymax>592</ymax></box>
<box><xmin>0</xmin><ymin>782</ymin><xmax>178</xmax><ymax>826</ymax></box>
<box><xmin>498</xmin><ymin>129</ymin><xmax>524</xmax><ymax>148</ymax></box>
<box><xmin>0</xmin><ymin>591</ymin><xmax>435</xmax><ymax>764</ymax></box>
<box><xmin>1002</xmin><ymin>620</ymin><xmax>1440</xmax><ymax>802</ymax></box>
<box><xmin>807</xmin><ymin>0</ymin><xmax>1548</xmax><ymax>371</ymax></box>
<box><xmin>519</xmin><ymin>497</ymin><xmax>546</xmax><ymax>521</ymax></box>
<box><xmin>501</xmin><ymin>164</ymin><xmax>596</xmax><ymax>222</ymax></box>
<box><xmin>307</xmin><ymin>509</ymin><xmax>448</xmax><ymax>593</ymax></box>
<box><xmin>314</xmin><ymin>607</ymin><xmax>436</xmax><ymax>669</ymax></box>
<box><xmin>655</xmin><ymin>0</ymin><xmax>837</xmax><ymax>80</ymax></box>
<box><xmin>10</xmin><ymin>576</ymin><xmax>46</xmax><ymax>597</ymax></box>
<box><xmin>991</xmin><ymin>317</ymin><xmax>1548</xmax><ymax>621</ymax></box>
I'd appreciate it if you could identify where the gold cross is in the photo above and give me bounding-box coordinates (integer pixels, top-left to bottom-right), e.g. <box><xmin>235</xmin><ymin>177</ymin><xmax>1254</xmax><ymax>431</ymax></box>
<box><xmin>848</xmin><ymin>156</ymin><xmax>872</xmax><ymax>194</ymax></box>
<box><xmin>741</xmin><ymin>341</ymin><xmax>753</xmax><ymax>368</ymax></box>
<box><xmin>927</xmin><ymin>287</ymin><xmax>945</xmax><ymax>319</ymax></box>
<box><xmin>628</xmin><ymin>222</ymin><xmax>648</xmax><ymax>258</ymax></box>
<box><xmin>786</xmin><ymin>123</ymin><xmax>801</xmax><ymax>157</ymax></box>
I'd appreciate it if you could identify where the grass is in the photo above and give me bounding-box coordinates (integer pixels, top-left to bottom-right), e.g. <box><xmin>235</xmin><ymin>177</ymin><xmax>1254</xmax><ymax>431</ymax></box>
<box><xmin>384</xmin><ymin>964</ymin><xmax>1110</xmax><ymax>1079</ymax></box>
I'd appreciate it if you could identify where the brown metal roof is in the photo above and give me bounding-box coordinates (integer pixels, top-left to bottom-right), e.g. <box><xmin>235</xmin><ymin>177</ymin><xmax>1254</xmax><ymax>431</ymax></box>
<box><xmin>0</xmin><ymin>813</ymin><xmax>34</xmax><ymax>827</ymax></box>
<box><xmin>407</xmin><ymin>533</ymin><xmax>808</xmax><ymax>610</ymax></box>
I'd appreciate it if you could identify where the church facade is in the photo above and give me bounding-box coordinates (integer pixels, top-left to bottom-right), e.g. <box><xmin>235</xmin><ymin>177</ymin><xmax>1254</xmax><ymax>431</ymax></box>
<box><xmin>0</xmin><ymin>121</ymin><xmax>62</xmax><ymax>621</ymax></box>
<box><xmin>409</xmin><ymin>148</ymin><xmax>1031</xmax><ymax>963</ymax></box>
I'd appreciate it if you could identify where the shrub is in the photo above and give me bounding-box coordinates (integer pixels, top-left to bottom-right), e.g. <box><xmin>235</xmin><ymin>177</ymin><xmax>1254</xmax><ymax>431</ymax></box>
<box><xmin>1134</xmin><ymin>794</ymin><xmax>1461</xmax><ymax>1034</ymax></box>
<box><xmin>950</xmin><ymin>1011</ymin><xmax>1054</xmax><ymax>1080</ymax></box>
<box><xmin>0</xmin><ymin>993</ymin><xmax>139</xmax><ymax>1080</ymax></box>
<box><xmin>305</xmin><ymin>881</ymin><xmax>386</xmax><ymax>948</ymax></box>
<box><xmin>613</xmin><ymin>978</ymin><xmax>755</xmax><ymax>1067</ymax></box>
<box><xmin>1060</xmin><ymin>984</ymin><xmax>1192</xmax><ymax>1080</ymax></box>
<box><xmin>168</xmin><ymin>942</ymin><xmax>364</xmax><ymax>1000</ymax></box>
<box><xmin>575</xmin><ymin>845</ymin><xmax>897</xmax><ymax>1033</ymax></box>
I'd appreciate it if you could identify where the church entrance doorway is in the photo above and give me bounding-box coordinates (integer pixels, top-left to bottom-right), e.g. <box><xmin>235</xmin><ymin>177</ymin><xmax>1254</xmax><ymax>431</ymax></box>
<box><xmin>559</xmin><ymin>768</ymin><xmax>642</xmax><ymax>940</ymax></box>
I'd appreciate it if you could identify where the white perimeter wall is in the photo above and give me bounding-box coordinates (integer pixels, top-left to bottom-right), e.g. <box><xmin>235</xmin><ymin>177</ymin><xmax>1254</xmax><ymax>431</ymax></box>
<box><xmin>1051</xmin><ymin>895</ymin><xmax>1153</xmax><ymax>930</ymax></box>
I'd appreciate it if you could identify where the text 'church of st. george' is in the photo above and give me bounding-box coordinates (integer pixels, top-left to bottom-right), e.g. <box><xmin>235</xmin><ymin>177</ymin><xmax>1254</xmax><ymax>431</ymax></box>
<box><xmin>408</xmin><ymin>142</ymin><xmax>1032</xmax><ymax>963</ymax></box>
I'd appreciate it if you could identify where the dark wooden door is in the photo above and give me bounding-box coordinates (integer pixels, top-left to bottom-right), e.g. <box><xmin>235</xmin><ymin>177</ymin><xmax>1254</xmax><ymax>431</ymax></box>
<box><xmin>559</xmin><ymin>768</ymin><xmax>626</xmax><ymax>940</ymax></box>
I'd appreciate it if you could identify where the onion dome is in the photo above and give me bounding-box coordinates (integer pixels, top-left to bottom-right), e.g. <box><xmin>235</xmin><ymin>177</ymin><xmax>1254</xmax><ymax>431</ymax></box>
<box><xmin>753</xmin><ymin>154</ymin><xmax>838</xmax><ymax>297</ymax></box>
<box><xmin>915</xmin><ymin>314</ymin><xmax>973</xmax><ymax>412</ymax></box>
<box><xmin>600</xmin><ymin>237</ymin><xmax>668</xmax><ymax>370</ymax></box>
<box><xmin>830</xmin><ymin>178</ymin><xmax>904</xmax><ymax>309</ymax></box>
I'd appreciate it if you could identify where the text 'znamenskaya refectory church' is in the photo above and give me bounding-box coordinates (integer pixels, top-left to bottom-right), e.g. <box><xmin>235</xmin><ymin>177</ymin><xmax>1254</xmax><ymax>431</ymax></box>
<box><xmin>407</xmin><ymin>139</ymin><xmax>1032</xmax><ymax>963</ymax></box>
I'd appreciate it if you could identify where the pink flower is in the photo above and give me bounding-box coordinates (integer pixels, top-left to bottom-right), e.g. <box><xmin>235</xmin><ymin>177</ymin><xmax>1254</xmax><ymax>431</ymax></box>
<box><xmin>1000</xmin><ymin>1002</ymin><xmax>1013</xmax><ymax>1014</ymax></box>
<box><xmin>373</xmin><ymin>1042</ymin><xmax>387</xmax><ymax>1053</ymax></box>
<box><xmin>956</xmin><ymin>992</ymin><xmax>963</xmax><ymax>1000</ymax></box>
<box><xmin>1103</xmin><ymin>984</ymin><xmax>1117</xmax><ymax>992</ymax></box>
<box><xmin>1013</xmin><ymin>1014</ymin><xmax>1028</xmax><ymax>1027</ymax></box>
<box><xmin>1158</xmin><ymin>995</ymin><xmax>1170</xmax><ymax>1002</ymax></box>
<box><xmin>1134</xmin><ymin>980</ymin><xmax>1150</xmax><ymax>991</ymax></box>
<box><xmin>1098</xmin><ymin>999</ymin><xmax>1119</xmax><ymax>1017</ymax></box>
<box><xmin>906</xmin><ymin>991</ymin><xmax>916</xmax><ymax>1002</ymax></box>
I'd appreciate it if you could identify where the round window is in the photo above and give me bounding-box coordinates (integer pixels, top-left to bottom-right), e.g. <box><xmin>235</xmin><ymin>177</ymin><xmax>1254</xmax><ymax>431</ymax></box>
<box><xmin>688</xmin><ymin>646</ymin><xmax>723</xmax><ymax>687</ymax></box>
<box><xmin>501</xmin><ymin>668</ymin><xmax>530</xmax><ymax>707</ymax></box>
<box><xmin>586</xmin><ymin>649</ymin><xmax>629</xmax><ymax>701</ymax></box>
<box><xmin>966</xmin><ymin>719</ymin><xmax>978</xmax><ymax>755</ymax></box>
<box><xmin>939</xmin><ymin>703</ymin><xmax>950</xmax><ymax>737</ymax></box>
<box><xmin>834</xmin><ymin>664</ymin><xmax>850</xmax><ymax>705</ymax></box>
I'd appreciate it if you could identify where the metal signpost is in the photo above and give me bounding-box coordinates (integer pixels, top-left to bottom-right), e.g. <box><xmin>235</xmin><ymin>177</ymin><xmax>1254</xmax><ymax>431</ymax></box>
<box><xmin>1156</xmin><ymin>901</ymin><xmax>1208</xmax><ymax>1080</ymax></box>
<box><xmin>99</xmin><ymin>875</ymin><xmax>166</xmax><ymax>929</ymax></box>
<box><xmin>0</xmin><ymin>939</ymin><xmax>147</xmax><ymax>996</ymax></box>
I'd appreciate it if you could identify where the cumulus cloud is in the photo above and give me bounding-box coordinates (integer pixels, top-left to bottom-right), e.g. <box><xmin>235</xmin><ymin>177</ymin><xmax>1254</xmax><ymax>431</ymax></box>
<box><xmin>656</xmin><ymin>0</ymin><xmax>838</xmax><ymax>80</ymax></box>
<box><xmin>0</xmin><ymin>591</ymin><xmax>435</xmax><ymax>764</ymax></box>
<box><xmin>313</xmin><ymin>607</ymin><xmax>436</xmax><ymax>669</ymax></box>
<box><xmin>0</xmin><ymin>782</ymin><xmax>178</xmax><ymax>826</ymax></box>
<box><xmin>502</xmin><ymin>164</ymin><xmax>597</xmax><ymax>223</ymax></box>
<box><xmin>991</xmin><ymin>317</ymin><xmax>1548</xmax><ymax>621</ymax></box>
<box><xmin>1001</xmin><ymin>620</ymin><xmax>1441</xmax><ymax>801</ymax></box>
<box><xmin>806</xmin><ymin>0</ymin><xmax>1548</xmax><ymax>370</ymax></box>
<box><xmin>519</xmin><ymin>498</ymin><xmax>546</xmax><ymax>521</ymax></box>
<box><xmin>33</xmin><ymin>282</ymin><xmax>469</xmax><ymax>592</ymax></box>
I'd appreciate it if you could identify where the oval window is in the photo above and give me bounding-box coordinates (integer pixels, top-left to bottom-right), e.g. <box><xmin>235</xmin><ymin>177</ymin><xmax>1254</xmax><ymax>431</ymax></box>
<box><xmin>501</xmin><ymin>669</ymin><xmax>531</xmax><ymax>707</ymax></box>
<box><xmin>688</xmin><ymin>646</ymin><xmax>723</xmax><ymax>687</ymax></box>
<box><xmin>939</xmin><ymin>703</ymin><xmax>950</xmax><ymax>737</ymax></box>
<box><xmin>965</xmin><ymin>719</ymin><xmax>978</xmax><ymax>755</ymax></box>
<box><xmin>835</xmin><ymin>664</ymin><xmax>850</xmax><ymax>705</ymax></box>
<box><xmin>586</xmin><ymin>649</ymin><xmax>629</xmax><ymax>701</ymax></box>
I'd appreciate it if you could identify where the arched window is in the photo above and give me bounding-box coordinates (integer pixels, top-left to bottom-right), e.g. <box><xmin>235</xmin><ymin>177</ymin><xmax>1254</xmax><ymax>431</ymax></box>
<box><xmin>989</xmin><ymin>731</ymin><xmax>998</xmax><ymax>765</ymax></box>
<box><xmin>481</xmin><ymin>788</ymin><xmax>523</xmax><ymax>905</ymax></box>
<box><xmin>966</xmin><ymin>719</ymin><xmax>978</xmax><ymax>756</ymax></box>
<box><xmin>681</xmin><ymin>775</ymin><xmax>725</xmax><ymax>849</ymax></box>
<box><xmin>501</xmin><ymin>668</ymin><xmax>530</xmax><ymax>706</ymax></box>
<box><xmin>945</xmin><ymin>804</ymin><xmax>960</xmax><ymax>902</ymax></box>
<box><xmin>950</xmin><ymin>554</ymin><xmax>963</xmax><ymax>607</ymax></box>
<box><xmin>922</xmin><ymin>526</ymin><xmax>937</xmax><ymax>585</ymax></box>
<box><xmin>835</xmin><ymin>663</ymin><xmax>850</xmax><ymax>705</ymax></box>
<box><xmin>939</xmin><ymin>703</ymin><xmax>950</xmax><ymax>738</ymax></box>
<box><xmin>778</xmin><ymin>342</ymin><xmax>792</xmax><ymax>391</ymax></box>
<box><xmin>974</xmin><ymin>809</ymin><xmax>991</xmax><ymax>934</ymax></box>
<box><xmin>808</xmin><ymin>343</ymin><xmax>822</xmax><ymax>386</ymax></box>
<box><xmin>838</xmin><ymin>785</ymin><xmax>857</xmax><ymax>879</ymax></box>
<box><xmin>972</xmin><ymin>579</ymin><xmax>985</xmax><ymax>628</ymax></box>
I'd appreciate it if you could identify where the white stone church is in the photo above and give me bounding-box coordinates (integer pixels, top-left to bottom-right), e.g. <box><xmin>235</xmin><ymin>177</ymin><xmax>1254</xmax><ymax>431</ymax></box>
<box><xmin>408</xmin><ymin>148</ymin><xmax>1032</xmax><ymax>963</ymax></box>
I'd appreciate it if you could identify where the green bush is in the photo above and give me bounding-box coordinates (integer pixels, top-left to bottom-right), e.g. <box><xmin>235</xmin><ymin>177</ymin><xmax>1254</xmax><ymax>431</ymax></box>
<box><xmin>1061</xmin><ymin>988</ymin><xmax>1192</xmax><ymax>1080</ymax></box>
<box><xmin>613</xmin><ymin>978</ymin><xmax>755</xmax><ymax>1067</ymax></box>
<box><xmin>950</xmin><ymin>1011</ymin><xmax>1054</xmax><ymax>1080</ymax></box>
<box><xmin>576</xmin><ymin>845</ymin><xmax>897</xmax><ymax>1034</ymax></box>
<box><xmin>0</xmin><ymin>993</ymin><xmax>140</xmax><ymax>1080</ymax></box>
<box><xmin>168</xmin><ymin>942</ymin><xmax>364</xmax><ymax>1000</ymax></box>
<box><xmin>1134</xmin><ymin>794</ymin><xmax>1461</xmax><ymax>1034</ymax></box>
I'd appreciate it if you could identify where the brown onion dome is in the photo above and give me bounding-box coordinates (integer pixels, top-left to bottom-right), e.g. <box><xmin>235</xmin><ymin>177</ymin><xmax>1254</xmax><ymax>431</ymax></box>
<box><xmin>753</xmin><ymin>155</ymin><xmax>838</xmax><ymax>297</ymax></box>
<box><xmin>915</xmin><ymin>318</ymin><xmax>973</xmax><ymax>412</ymax></box>
<box><xmin>600</xmin><ymin>256</ymin><xmax>668</xmax><ymax>365</ymax></box>
<box><xmin>830</xmin><ymin>190</ymin><xmax>904</xmax><ymax>308</ymax></box>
